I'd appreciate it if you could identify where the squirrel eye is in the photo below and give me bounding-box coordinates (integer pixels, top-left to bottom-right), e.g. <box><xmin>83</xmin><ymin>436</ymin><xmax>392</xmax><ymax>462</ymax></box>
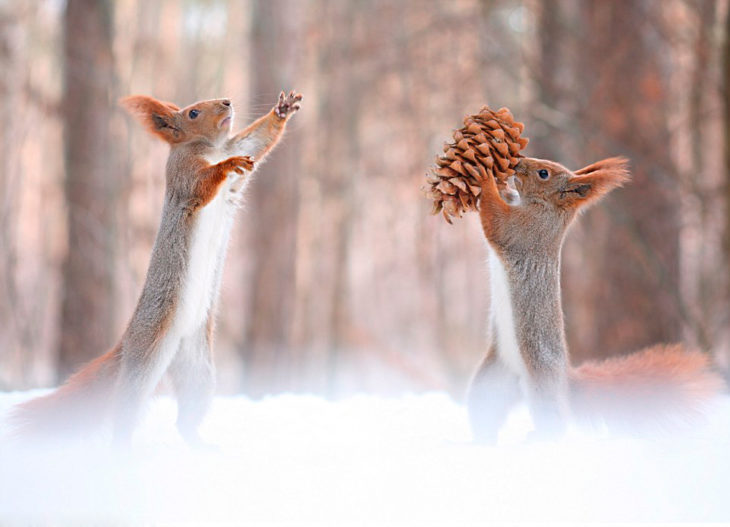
<box><xmin>537</xmin><ymin>169</ymin><xmax>549</xmax><ymax>180</ymax></box>
<box><xmin>188</xmin><ymin>109</ymin><xmax>200</xmax><ymax>119</ymax></box>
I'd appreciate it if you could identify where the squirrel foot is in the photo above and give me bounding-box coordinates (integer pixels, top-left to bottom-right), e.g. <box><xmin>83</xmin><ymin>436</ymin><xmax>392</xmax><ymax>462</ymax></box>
<box><xmin>275</xmin><ymin>90</ymin><xmax>302</xmax><ymax>119</ymax></box>
<box><xmin>224</xmin><ymin>155</ymin><xmax>254</xmax><ymax>179</ymax></box>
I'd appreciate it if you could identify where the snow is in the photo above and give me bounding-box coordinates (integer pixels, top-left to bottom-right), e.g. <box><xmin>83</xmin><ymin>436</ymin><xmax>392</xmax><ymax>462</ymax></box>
<box><xmin>1</xmin><ymin>390</ymin><xmax>729</xmax><ymax>525</ymax></box>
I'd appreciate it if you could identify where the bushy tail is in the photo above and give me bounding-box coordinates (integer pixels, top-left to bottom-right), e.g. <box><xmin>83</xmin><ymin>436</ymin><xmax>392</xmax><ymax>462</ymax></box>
<box><xmin>569</xmin><ymin>344</ymin><xmax>725</xmax><ymax>432</ymax></box>
<box><xmin>8</xmin><ymin>345</ymin><xmax>122</xmax><ymax>440</ymax></box>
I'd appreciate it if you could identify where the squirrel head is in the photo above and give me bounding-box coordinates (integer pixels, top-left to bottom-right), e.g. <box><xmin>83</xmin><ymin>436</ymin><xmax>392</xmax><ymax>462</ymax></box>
<box><xmin>120</xmin><ymin>95</ymin><xmax>233</xmax><ymax>146</ymax></box>
<box><xmin>512</xmin><ymin>156</ymin><xmax>630</xmax><ymax>220</ymax></box>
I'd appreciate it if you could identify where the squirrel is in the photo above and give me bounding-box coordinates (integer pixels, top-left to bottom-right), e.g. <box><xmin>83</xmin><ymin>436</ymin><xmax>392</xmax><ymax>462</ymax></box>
<box><xmin>468</xmin><ymin>156</ymin><xmax>725</xmax><ymax>443</ymax></box>
<box><xmin>9</xmin><ymin>90</ymin><xmax>303</xmax><ymax>447</ymax></box>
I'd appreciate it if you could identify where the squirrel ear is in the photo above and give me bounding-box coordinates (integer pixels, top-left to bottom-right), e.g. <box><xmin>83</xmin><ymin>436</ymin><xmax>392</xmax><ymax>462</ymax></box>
<box><xmin>560</xmin><ymin>157</ymin><xmax>630</xmax><ymax>210</ymax></box>
<box><xmin>120</xmin><ymin>95</ymin><xmax>184</xmax><ymax>143</ymax></box>
<box><xmin>574</xmin><ymin>156</ymin><xmax>629</xmax><ymax>177</ymax></box>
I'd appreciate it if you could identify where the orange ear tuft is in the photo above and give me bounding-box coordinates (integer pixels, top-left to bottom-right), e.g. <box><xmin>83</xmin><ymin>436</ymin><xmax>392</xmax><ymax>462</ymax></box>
<box><xmin>119</xmin><ymin>95</ymin><xmax>184</xmax><ymax>144</ymax></box>
<box><xmin>560</xmin><ymin>157</ymin><xmax>630</xmax><ymax>211</ymax></box>
<box><xmin>574</xmin><ymin>156</ymin><xmax>630</xmax><ymax>178</ymax></box>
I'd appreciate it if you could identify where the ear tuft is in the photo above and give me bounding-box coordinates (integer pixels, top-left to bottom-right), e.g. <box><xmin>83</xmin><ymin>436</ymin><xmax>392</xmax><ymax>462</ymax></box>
<box><xmin>560</xmin><ymin>157</ymin><xmax>631</xmax><ymax>211</ymax></box>
<box><xmin>575</xmin><ymin>156</ymin><xmax>630</xmax><ymax>181</ymax></box>
<box><xmin>119</xmin><ymin>95</ymin><xmax>183</xmax><ymax>144</ymax></box>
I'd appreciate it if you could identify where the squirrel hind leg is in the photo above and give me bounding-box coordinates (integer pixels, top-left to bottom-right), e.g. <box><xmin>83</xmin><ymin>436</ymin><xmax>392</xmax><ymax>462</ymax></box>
<box><xmin>523</xmin><ymin>373</ymin><xmax>570</xmax><ymax>441</ymax></box>
<box><xmin>168</xmin><ymin>327</ymin><xmax>216</xmax><ymax>447</ymax></box>
<box><xmin>112</xmin><ymin>336</ymin><xmax>180</xmax><ymax>448</ymax></box>
<box><xmin>467</xmin><ymin>351</ymin><xmax>522</xmax><ymax>444</ymax></box>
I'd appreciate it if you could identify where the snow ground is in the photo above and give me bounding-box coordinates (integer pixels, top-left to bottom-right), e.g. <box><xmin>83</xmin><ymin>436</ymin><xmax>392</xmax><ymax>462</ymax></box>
<box><xmin>1</xmin><ymin>390</ymin><xmax>729</xmax><ymax>526</ymax></box>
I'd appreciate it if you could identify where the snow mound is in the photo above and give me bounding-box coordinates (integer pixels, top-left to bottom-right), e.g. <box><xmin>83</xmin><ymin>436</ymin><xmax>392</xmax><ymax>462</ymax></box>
<box><xmin>1</xmin><ymin>391</ymin><xmax>729</xmax><ymax>525</ymax></box>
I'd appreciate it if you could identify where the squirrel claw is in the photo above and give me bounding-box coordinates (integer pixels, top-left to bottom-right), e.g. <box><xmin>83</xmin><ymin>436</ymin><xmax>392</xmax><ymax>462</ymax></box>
<box><xmin>226</xmin><ymin>155</ymin><xmax>254</xmax><ymax>177</ymax></box>
<box><xmin>275</xmin><ymin>90</ymin><xmax>303</xmax><ymax>119</ymax></box>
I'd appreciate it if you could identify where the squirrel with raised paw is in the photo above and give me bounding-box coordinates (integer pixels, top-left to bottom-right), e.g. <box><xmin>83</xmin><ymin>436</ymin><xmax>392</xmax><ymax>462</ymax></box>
<box><xmin>10</xmin><ymin>91</ymin><xmax>303</xmax><ymax>448</ymax></box>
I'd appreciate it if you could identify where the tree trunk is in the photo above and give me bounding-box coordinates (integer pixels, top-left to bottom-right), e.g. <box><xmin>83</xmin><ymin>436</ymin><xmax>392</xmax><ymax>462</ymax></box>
<box><xmin>571</xmin><ymin>1</ymin><xmax>682</xmax><ymax>360</ymax></box>
<box><xmin>533</xmin><ymin>0</ymin><xmax>567</xmax><ymax>161</ymax></box>
<box><xmin>323</xmin><ymin>2</ymin><xmax>360</xmax><ymax>394</ymax></box>
<box><xmin>685</xmin><ymin>0</ymin><xmax>716</xmax><ymax>351</ymax></box>
<box><xmin>58</xmin><ymin>0</ymin><xmax>116</xmax><ymax>380</ymax></box>
<box><xmin>243</xmin><ymin>0</ymin><xmax>302</xmax><ymax>395</ymax></box>
<box><xmin>722</xmin><ymin>1</ymin><xmax>730</xmax><ymax>373</ymax></box>
<box><xmin>0</xmin><ymin>6</ymin><xmax>27</xmax><ymax>386</ymax></box>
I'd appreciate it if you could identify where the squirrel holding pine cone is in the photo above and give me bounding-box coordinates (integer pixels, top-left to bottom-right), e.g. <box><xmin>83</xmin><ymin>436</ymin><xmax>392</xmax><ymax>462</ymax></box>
<box><xmin>426</xmin><ymin>106</ymin><xmax>724</xmax><ymax>442</ymax></box>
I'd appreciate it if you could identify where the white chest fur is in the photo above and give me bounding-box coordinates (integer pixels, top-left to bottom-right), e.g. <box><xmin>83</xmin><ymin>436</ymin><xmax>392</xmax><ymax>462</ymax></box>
<box><xmin>174</xmin><ymin>153</ymin><xmax>238</xmax><ymax>334</ymax></box>
<box><xmin>488</xmin><ymin>246</ymin><xmax>527</xmax><ymax>378</ymax></box>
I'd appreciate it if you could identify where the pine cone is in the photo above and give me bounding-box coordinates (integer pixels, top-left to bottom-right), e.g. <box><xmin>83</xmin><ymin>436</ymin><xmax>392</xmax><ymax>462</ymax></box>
<box><xmin>424</xmin><ymin>106</ymin><xmax>529</xmax><ymax>223</ymax></box>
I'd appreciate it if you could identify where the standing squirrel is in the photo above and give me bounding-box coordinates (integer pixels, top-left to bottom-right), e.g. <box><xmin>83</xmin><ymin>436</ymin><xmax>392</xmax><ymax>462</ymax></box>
<box><xmin>469</xmin><ymin>156</ymin><xmax>725</xmax><ymax>442</ymax></box>
<box><xmin>10</xmin><ymin>91</ymin><xmax>303</xmax><ymax>447</ymax></box>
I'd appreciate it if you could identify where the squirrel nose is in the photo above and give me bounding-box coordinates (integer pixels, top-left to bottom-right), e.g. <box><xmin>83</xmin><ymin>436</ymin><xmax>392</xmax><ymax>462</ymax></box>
<box><xmin>221</xmin><ymin>99</ymin><xmax>231</xmax><ymax>107</ymax></box>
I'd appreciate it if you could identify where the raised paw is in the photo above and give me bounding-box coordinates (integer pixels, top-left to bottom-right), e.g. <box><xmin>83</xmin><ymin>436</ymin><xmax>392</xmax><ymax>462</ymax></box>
<box><xmin>274</xmin><ymin>90</ymin><xmax>303</xmax><ymax>119</ymax></box>
<box><xmin>225</xmin><ymin>155</ymin><xmax>254</xmax><ymax>176</ymax></box>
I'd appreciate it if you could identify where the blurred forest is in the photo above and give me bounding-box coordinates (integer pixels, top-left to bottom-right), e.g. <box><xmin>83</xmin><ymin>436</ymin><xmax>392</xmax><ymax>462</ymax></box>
<box><xmin>1</xmin><ymin>0</ymin><xmax>729</xmax><ymax>398</ymax></box>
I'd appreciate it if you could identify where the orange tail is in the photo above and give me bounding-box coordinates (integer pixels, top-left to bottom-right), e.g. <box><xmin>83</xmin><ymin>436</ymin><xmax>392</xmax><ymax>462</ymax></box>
<box><xmin>569</xmin><ymin>344</ymin><xmax>725</xmax><ymax>432</ymax></box>
<box><xmin>8</xmin><ymin>345</ymin><xmax>122</xmax><ymax>440</ymax></box>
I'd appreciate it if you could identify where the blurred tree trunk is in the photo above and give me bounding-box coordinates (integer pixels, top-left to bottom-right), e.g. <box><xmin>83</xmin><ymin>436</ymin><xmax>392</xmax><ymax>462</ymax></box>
<box><xmin>243</xmin><ymin>0</ymin><xmax>302</xmax><ymax>395</ymax></box>
<box><xmin>289</xmin><ymin>0</ymin><xmax>359</xmax><ymax>395</ymax></box>
<box><xmin>722</xmin><ymin>0</ymin><xmax>730</xmax><ymax>372</ymax></box>
<box><xmin>533</xmin><ymin>0</ymin><xmax>566</xmax><ymax>161</ymax></box>
<box><xmin>58</xmin><ymin>0</ymin><xmax>116</xmax><ymax>380</ymax></box>
<box><xmin>686</xmin><ymin>0</ymin><xmax>716</xmax><ymax>351</ymax></box>
<box><xmin>570</xmin><ymin>1</ymin><xmax>682</xmax><ymax>360</ymax></box>
<box><xmin>322</xmin><ymin>1</ymin><xmax>359</xmax><ymax>393</ymax></box>
<box><xmin>0</xmin><ymin>6</ymin><xmax>27</xmax><ymax>386</ymax></box>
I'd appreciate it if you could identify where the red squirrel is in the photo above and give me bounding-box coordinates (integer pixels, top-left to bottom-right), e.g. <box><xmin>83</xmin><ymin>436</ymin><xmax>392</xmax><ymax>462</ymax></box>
<box><xmin>10</xmin><ymin>91</ymin><xmax>302</xmax><ymax>447</ymax></box>
<box><xmin>469</xmin><ymin>156</ymin><xmax>725</xmax><ymax>442</ymax></box>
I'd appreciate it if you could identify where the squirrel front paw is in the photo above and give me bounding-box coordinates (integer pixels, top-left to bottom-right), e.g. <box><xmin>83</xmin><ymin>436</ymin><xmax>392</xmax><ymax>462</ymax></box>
<box><xmin>274</xmin><ymin>90</ymin><xmax>302</xmax><ymax>119</ymax></box>
<box><xmin>224</xmin><ymin>155</ymin><xmax>254</xmax><ymax>177</ymax></box>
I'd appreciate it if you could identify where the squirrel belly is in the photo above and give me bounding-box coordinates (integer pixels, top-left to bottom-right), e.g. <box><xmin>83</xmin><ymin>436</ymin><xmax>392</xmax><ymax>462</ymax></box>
<box><xmin>487</xmin><ymin>246</ymin><xmax>528</xmax><ymax>380</ymax></box>
<box><xmin>175</xmin><ymin>156</ymin><xmax>238</xmax><ymax>335</ymax></box>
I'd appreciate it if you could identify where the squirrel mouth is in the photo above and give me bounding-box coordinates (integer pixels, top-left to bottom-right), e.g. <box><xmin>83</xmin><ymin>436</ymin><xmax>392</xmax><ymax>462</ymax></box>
<box><xmin>219</xmin><ymin>116</ymin><xmax>232</xmax><ymax>129</ymax></box>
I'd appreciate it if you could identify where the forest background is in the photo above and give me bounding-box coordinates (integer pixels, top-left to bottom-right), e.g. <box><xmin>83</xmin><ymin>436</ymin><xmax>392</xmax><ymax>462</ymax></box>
<box><xmin>1</xmin><ymin>0</ymin><xmax>729</xmax><ymax>398</ymax></box>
